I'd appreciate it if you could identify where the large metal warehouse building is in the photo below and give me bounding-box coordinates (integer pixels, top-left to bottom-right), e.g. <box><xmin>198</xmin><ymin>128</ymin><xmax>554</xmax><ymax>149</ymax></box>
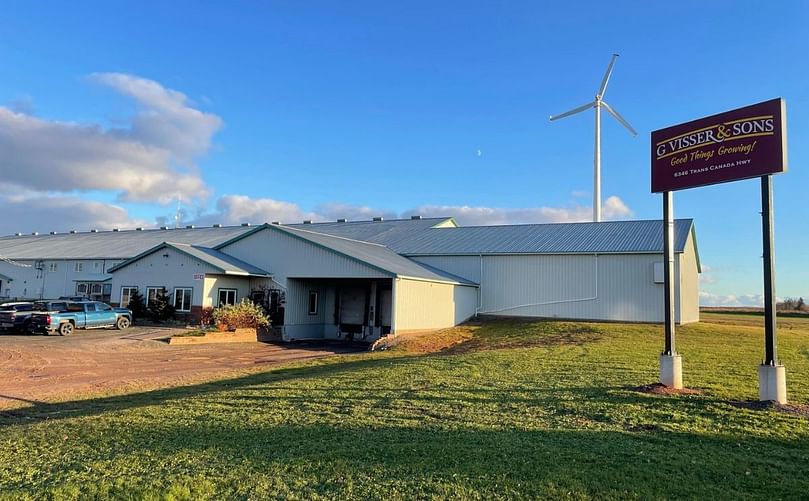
<box><xmin>0</xmin><ymin>216</ymin><xmax>700</xmax><ymax>341</ymax></box>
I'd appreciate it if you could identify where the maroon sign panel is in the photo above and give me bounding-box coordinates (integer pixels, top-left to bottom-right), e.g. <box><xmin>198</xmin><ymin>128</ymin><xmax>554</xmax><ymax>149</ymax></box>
<box><xmin>651</xmin><ymin>98</ymin><xmax>787</xmax><ymax>193</ymax></box>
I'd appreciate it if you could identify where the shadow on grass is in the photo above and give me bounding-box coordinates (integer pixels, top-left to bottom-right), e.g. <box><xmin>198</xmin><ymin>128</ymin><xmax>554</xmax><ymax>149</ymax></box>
<box><xmin>5</xmin><ymin>419</ymin><xmax>809</xmax><ymax>499</ymax></box>
<box><xmin>0</xmin><ymin>354</ymin><xmax>416</xmax><ymax>427</ymax></box>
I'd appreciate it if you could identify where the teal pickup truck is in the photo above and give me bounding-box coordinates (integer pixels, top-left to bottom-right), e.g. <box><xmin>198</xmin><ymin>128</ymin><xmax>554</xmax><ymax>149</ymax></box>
<box><xmin>30</xmin><ymin>301</ymin><xmax>132</xmax><ymax>336</ymax></box>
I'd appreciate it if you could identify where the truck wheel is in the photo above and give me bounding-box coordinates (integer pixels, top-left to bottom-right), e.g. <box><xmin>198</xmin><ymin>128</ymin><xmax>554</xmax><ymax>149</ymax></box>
<box><xmin>116</xmin><ymin>317</ymin><xmax>131</xmax><ymax>330</ymax></box>
<box><xmin>59</xmin><ymin>322</ymin><xmax>74</xmax><ymax>336</ymax></box>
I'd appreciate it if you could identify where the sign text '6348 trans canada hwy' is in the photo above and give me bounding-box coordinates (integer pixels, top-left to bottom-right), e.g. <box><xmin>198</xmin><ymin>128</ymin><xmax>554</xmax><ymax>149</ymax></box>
<box><xmin>651</xmin><ymin>98</ymin><xmax>787</xmax><ymax>193</ymax></box>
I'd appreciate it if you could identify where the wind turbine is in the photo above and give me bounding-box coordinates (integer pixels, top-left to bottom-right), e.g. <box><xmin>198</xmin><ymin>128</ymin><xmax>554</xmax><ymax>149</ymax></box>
<box><xmin>550</xmin><ymin>54</ymin><xmax>637</xmax><ymax>222</ymax></box>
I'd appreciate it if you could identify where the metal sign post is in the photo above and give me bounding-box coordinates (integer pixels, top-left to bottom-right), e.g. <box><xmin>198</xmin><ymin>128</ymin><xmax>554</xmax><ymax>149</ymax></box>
<box><xmin>660</xmin><ymin>191</ymin><xmax>682</xmax><ymax>388</ymax></box>
<box><xmin>758</xmin><ymin>175</ymin><xmax>786</xmax><ymax>402</ymax></box>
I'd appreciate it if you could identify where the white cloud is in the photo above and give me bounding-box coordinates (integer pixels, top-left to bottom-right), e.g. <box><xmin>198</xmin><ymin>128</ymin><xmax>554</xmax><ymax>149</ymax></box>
<box><xmin>404</xmin><ymin>195</ymin><xmax>633</xmax><ymax>226</ymax></box>
<box><xmin>699</xmin><ymin>291</ymin><xmax>782</xmax><ymax>307</ymax></box>
<box><xmin>89</xmin><ymin>73</ymin><xmax>222</xmax><ymax>163</ymax></box>
<box><xmin>0</xmin><ymin>189</ymin><xmax>147</xmax><ymax>235</ymax></box>
<box><xmin>191</xmin><ymin>194</ymin><xmax>634</xmax><ymax>227</ymax></box>
<box><xmin>0</xmin><ymin>73</ymin><xmax>219</xmax><ymax>204</ymax></box>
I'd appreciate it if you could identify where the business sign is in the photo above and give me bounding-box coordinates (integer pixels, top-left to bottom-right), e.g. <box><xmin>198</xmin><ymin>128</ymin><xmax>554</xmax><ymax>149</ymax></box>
<box><xmin>651</xmin><ymin>98</ymin><xmax>787</xmax><ymax>192</ymax></box>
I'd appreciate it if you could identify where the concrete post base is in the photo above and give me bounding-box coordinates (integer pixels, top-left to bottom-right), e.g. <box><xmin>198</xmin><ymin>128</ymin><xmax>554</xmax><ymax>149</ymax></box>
<box><xmin>758</xmin><ymin>364</ymin><xmax>787</xmax><ymax>404</ymax></box>
<box><xmin>659</xmin><ymin>354</ymin><xmax>683</xmax><ymax>389</ymax></box>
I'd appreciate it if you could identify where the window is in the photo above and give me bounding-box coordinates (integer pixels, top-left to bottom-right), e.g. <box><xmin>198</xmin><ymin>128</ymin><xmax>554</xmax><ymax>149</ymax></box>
<box><xmin>174</xmin><ymin>288</ymin><xmax>193</xmax><ymax>312</ymax></box>
<box><xmin>120</xmin><ymin>287</ymin><xmax>138</xmax><ymax>307</ymax></box>
<box><xmin>74</xmin><ymin>262</ymin><xmax>83</xmax><ymax>272</ymax></box>
<box><xmin>218</xmin><ymin>288</ymin><xmax>237</xmax><ymax>306</ymax></box>
<box><xmin>97</xmin><ymin>303</ymin><xmax>112</xmax><ymax>311</ymax></box>
<box><xmin>76</xmin><ymin>283</ymin><xmax>88</xmax><ymax>295</ymax></box>
<box><xmin>308</xmin><ymin>291</ymin><xmax>319</xmax><ymax>315</ymax></box>
<box><xmin>48</xmin><ymin>262</ymin><xmax>58</xmax><ymax>272</ymax></box>
<box><xmin>146</xmin><ymin>287</ymin><xmax>164</xmax><ymax>306</ymax></box>
<box><xmin>91</xmin><ymin>283</ymin><xmax>103</xmax><ymax>295</ymax></box>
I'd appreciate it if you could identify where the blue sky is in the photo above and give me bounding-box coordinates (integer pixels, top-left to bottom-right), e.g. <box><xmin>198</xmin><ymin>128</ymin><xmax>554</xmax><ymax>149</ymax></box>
<box><xmin>0</xmin><ymin>1</ymin><xmax>807</xmax><ymax>304</ymax></box>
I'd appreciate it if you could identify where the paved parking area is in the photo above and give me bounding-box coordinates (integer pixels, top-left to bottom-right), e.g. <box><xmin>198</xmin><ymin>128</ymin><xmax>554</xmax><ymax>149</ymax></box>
<box><xmin>0</xmin><ymin>326</ymin><xmax>361</xmax><ymax>409</ymax></box>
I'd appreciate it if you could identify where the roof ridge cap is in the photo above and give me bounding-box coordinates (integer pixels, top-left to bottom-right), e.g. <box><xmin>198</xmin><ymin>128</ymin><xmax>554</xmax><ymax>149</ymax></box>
<box><xmin>280</xmin><ymin>225</ymin><xmax>390</xmax><ymax>248</ymax></box>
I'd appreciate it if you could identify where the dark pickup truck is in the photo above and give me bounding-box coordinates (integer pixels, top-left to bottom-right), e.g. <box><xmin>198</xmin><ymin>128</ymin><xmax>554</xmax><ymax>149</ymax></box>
<box><xmin>30</xmin><ymin>301</ymin><xmax>132</xmax><ymax>336</ymax></box>
<box><xmin>0</xmin><ymin>301</ymin><xmax>71</xmax><ymax>333</ymax></box>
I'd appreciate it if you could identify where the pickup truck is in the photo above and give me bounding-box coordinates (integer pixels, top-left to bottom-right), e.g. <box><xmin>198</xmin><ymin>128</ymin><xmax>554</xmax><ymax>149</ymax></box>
<box><xmin>0</xmin><ymin>300</ymin><xmax>71</xmax><ymax>333</ymax></box>
<box><xmin>0</xmin><ymin>302</ymin><xmax>35</xmax><ymax>332</ymax></box>
<box><xmin>30</xmin><ymin>301</ymin><xmax>132</xmax><ymax>336</ymax></box>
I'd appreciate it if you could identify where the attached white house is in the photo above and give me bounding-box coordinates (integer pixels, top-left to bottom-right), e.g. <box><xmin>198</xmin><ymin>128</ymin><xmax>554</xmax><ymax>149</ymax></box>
<box><xmin>0</xmin><ymin>216</ymin><xmax>701</xmax><ymax>342</ymax></box>
<box><xmin>107</xmin><ymin>242</ymin><xmax>275</xmax><ymax>318</ymax></box>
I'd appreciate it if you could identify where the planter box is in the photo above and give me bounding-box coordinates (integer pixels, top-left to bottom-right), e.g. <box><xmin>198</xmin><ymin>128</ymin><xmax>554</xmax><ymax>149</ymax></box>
<box><xmin>169</xmin><ymin>328</ymin><xmax>258</xmax><ymax>345</ymax></box>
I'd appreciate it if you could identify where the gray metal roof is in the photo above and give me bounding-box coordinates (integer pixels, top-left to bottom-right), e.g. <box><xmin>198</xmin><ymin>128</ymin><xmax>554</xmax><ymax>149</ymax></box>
<box><xmin>287</xmin><ymin>217</ymin><xmax>455</xmax><ymax>247</ymax></box>
<box><xmin>0</xmin><ymin>218</ymin><xmax>453</xmax><ymax>260</ymax></box>
<box><xmin>389</xmin><ymin>219</ymin><xmax>696</xmax><ymax>256</ymax></box>
<box><xmin>269</xmin><ymin>225</ymin><xmax>476</xmax><ymax>285</ymax></box>
<box><xmin>108</xmin><ymin>242</ymin><xmax>271</xmax><ymax>277</ymax></box>
<box><xmin>0</xmin><ymin>226</ymin><xmax>256</xmax><ymax>260</ymax></box>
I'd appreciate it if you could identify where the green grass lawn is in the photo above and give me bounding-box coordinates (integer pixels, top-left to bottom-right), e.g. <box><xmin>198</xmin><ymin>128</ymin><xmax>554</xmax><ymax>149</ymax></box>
<box><xmin>2</xmin><ymin>313</ymin><xmax>809</xmax><ymax>499</ymax></box>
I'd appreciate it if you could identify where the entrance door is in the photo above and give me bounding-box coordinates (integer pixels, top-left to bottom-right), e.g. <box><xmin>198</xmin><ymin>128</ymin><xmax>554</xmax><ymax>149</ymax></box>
<box><xmin>378</xmin><ymin>288</ymin><xmax>392</xmax><ymax>329</ymax></box>
<box><xmin>340</xmin><ymin>288</ymin><xmax>366</xmax><ymax>326</ymax></box>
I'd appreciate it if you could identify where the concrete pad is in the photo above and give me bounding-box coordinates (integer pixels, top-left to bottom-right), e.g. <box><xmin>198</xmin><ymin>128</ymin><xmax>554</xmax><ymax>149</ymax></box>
<box><xmin>659</xmin><ymin>354</ymin><xmax>683</xmax><ymax>389</ymax></box>
<box><xmin>758</xmin><ymin>364</ymin><xmax>787</xmax><ymax>404</ymax></box>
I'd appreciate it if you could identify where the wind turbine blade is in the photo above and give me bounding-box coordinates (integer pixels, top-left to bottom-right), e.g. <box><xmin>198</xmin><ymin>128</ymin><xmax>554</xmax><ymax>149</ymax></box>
<box><xmin>597</xmin><ymin>53</ymin><xmax>619</xmax><ymax>98</ymax></box>
<box><xmin>549</xmin><ymin>101</ymin><xmax>595</xmax><ymax>121</ymax></box>
<box><xmin>601</xmin><ymin>101</ymin><xmax>637</xmax><ymax>136</ymax></box>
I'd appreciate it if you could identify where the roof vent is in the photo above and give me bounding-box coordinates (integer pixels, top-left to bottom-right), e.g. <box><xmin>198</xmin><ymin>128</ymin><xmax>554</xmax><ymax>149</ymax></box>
<box><xmin>271</xmin><ymin>221</ymin><xmax>280</xmax><ymax>225</ymax></box>
<box><xmin>15</xmin><ymin>232</ymin><xmax>22</xmax><ymax>236</ymax></box>
<box><xmin>135</xmin><ymin>227</ymin><xmax>144</xmax><ymax>231</ymax></box>
<box><xmin>373</xmin><ymin>217</ymin><xmax>383</xmax><ymax>222</ymax></box>
<box><xmin>50</xmin><ymin>231</ymin><xmax>57</xmax><ymax>235</ymax></box>
<box><xmin>212</xmin><ymin>224</ymin><xmax>222</xmax><ymax>228</ymax></box>
<box><xmin>241</xmin><ymin>223</ymin><xmax>251</xmax><ymax>227</ymax></box>
<box><xmin>69</xmin><ymin>230</ymin><xmax>77</xmax><ymax>234</ymax></box>
<box><xmin>303</xmin><ymin>220</ymin><xmax>312</xmax><ymax>224</ymax></box>
<box><xmin>112</xmin><ymin>228</ymin><xmax>120</xmax><ymax>232</ymax></box>
<box><xmin>90</xmin><ymin>229</ymin><xmax>98</xmax><ymax>233</ymax></box>
<box><xmin>160</xmin><ymin>226</ymin><xmax>169</xmax><ymax>230</ymax></box>
<box><xmin>185</xmin><ymin>225</ymin><xmax>195</xmax><ymax>229</ymax></box>
<box><xmin>410</xmin><ymin>215</ymin><xmax>422</xmax><ymax>220</ymax></box>
<box><xmin>31</xmin><ymin>232</ymin><xmax>39</xmax><ymax>236</ymax></box>
<box><xmin>337</xmin><ymin>218</ymin><xmax>347</xmax><ymax>223</ymax></box>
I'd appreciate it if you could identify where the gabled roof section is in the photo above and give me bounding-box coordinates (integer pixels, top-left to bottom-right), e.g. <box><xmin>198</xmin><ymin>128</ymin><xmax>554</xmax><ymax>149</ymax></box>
<box><xmin>0</xmin><ymin>225</ymin><xmax>256</xmax><ymax>260</ymax></box>
<box><xmin>108</xmin><ymin>242</ymin><xmax>271</xmax><ymax>277</ymax></box>
<box><xmin>286</xmin><ymin>217</ymin><xmax>456</xmax><ymax>247</ymax></box>
<box><xmin>219</xmin><ymin>223</ymin><xmax>476</xmax><ymax>286</ymax></box>
<box><xmin>391</xmin><ymin>219</ymin><xmax>697</xmax><ymax>256</ymax></box>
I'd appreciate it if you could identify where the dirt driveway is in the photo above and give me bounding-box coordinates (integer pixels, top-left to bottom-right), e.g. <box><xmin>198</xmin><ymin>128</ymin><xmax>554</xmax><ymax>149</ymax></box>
<box><xmin>0</xmin><ymin>327</ymin><xmax>361</xmax><ymax>409</ymax></box>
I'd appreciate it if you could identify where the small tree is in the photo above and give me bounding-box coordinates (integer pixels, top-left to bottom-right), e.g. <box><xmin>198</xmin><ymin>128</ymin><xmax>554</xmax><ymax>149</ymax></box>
<box><xmin>148</xmin><ymin>289</ymin><xmax>176</xmax><ymax>322</ymax></box>
<box><xmin>127</xmin><ymin>289</ymin><xmax>147</xmax><ymax>320</ymax></box>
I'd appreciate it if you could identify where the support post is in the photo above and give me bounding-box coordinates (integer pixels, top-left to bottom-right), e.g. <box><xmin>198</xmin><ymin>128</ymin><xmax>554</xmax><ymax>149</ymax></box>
<box><xmin>660</xmin><ymin>191</ymin><xmax>682</xmax><ymax>388</ymax></box>
<box><xmin>593</xmin><ymin>102</ymin><xmax>602</xmax><ymax>223</ymax></box>
<box><xmin>759</xmin><ymin>175</ymin><xmax>786</xmax><ymax>403</ymax></box>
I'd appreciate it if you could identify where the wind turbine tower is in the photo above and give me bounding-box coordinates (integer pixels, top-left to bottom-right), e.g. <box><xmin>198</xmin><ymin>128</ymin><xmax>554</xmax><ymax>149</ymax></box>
<box><xmin>550</xmin><ymin>54</ymin><xmax>637</xmax><ymax>222</ymax></box>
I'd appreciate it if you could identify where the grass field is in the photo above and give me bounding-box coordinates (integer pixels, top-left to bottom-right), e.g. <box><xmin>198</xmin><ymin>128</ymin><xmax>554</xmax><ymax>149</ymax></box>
<box><xmin>2</xmin><ymin>313</ymin><xmax>809</xmax><ymax>499</ymax></box>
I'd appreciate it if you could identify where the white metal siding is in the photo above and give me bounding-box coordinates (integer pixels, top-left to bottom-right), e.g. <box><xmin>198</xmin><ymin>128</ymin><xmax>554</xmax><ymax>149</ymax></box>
<box><xmin>110</xmin><ymin>250</ymin><xmax>216</xmax><ymax>306</ymax></box>
<box><xmin>202</xmin><ymin>275</ymin><xmax>253</xmax><ymax>308</ymax></box>
<box><xmin>219</xmin><ymin>228</ymin><xmax>391</xmax><ymax>286</ymax></box>
<box><xmin>418</xmin><ymin>253</ymin><xmax>691</xmax><ymax>323</ymax></box>
<box><xmin>678</xmin><ymin>233</ymin><xmax>700</xmax><ymax>324</ymax></box>
<box><xmin>394</xmin><ymin>278</ymin><xmax>477</xmax><ymax>331</ymax></box>
<box><xmin>0</xmin><ymin>258</ymin><xmax>119</xmax><ymax>300</ymax></box>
